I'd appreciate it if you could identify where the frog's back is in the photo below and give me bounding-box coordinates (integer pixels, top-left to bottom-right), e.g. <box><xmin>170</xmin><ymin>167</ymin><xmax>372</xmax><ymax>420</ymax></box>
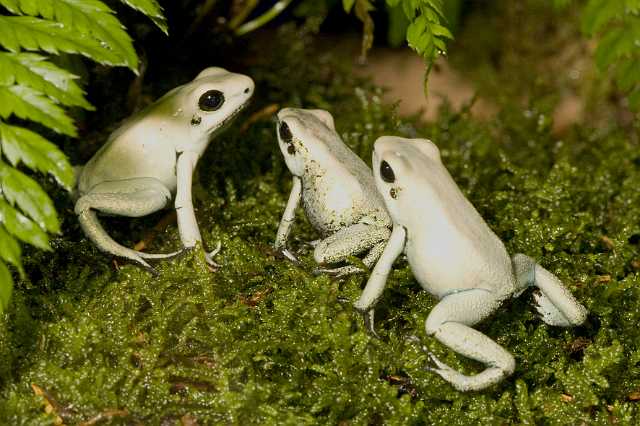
<box><xmin>305</xmin><ymin>133</ymin><xmax>389</xmax><ymax>230</ymax></box>
<box><xmin>78</xmin><ymin>119</ymin><xmax>178</xmax><ymax>194</ymax></box>
<box><xmin>405</xmin><ymin>161</ymin><xmax>513</xmax><ymax>297</ymax></box>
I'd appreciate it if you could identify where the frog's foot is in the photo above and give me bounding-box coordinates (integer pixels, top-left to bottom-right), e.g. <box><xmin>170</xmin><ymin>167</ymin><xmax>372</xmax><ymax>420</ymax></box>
<box><xmin>313</xmin><ymin>230</ymin><xmax>389</xmax><ymax>277</ymax></box>
<box><xmin>77</xmin><ymin>210</ymin><xmax>180</xmax><ymax>270</ymax></box>
<box><xmin>512</xmin><ymin>253</ymin><xmax>587</xmax><ymax>327</ymax></box>
<box><xmin>204</xmin><ymin>240</ymin><xmax>222</xmax><ymax>268</ymax></box>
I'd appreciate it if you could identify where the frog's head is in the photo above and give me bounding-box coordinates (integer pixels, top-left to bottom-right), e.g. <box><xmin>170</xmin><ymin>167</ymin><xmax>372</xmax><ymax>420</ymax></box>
<box><xmin>276</xmin><ymin>108</ymin><xmax>336</xmax><ymax>177</ymax></box>
<box><xmin>173</xmin><ymin>67</ymin><xmax>254</xmax><ymax>143</ymax></box>
<box><xmin>372</xmin><ymin>136</ymin><xmax>441</xmax><ymax>225</ymax></box>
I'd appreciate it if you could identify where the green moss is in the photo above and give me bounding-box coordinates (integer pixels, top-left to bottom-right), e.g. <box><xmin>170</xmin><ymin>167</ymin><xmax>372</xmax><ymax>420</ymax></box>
<box><xmin>1</xmin><ymin>21</ymin><xmax>640</xmax><ymax>425</ymax></box>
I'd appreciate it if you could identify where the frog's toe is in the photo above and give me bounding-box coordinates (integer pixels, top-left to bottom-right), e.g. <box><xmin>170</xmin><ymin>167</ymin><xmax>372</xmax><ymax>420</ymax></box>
<box><xmin>204</xmin><ymin>241</ymin><xmax>222</xmax><ymax>268</ymax></box>
<box><xmin>425</xmin><ymin>351</ymin><xmax>451</xmax><ymax>372</ymax></box>
<box><xmin>280</xmin><ymin>248</ymin><xmax>300</xmax><ymax>263</ymax></box>
<box><xmin>314</xmin><ymin>265</ymin><xmax>363</xmax><ymax>276</ymax></box>
<box><xmin>138</xmin><ymin>248</ymin><xmax>184</xmax><ymax>259</ymax></box>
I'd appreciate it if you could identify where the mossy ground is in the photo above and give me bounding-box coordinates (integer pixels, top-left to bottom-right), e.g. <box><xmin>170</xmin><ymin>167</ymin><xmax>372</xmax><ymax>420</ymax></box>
<box><xmin>2</xmin><ymin>3</ymin><xmax>640</xmax><ymax>425</ymax></box>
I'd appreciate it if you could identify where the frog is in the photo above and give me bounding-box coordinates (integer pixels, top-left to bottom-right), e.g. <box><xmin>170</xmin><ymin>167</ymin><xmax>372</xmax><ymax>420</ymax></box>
<box><xmin>274</xmin><ymin>108</ymin><xmax>392</xmax><ymax>276</ymax></box>
<box><xmin>354</xmin><ymin>136</ymin><xmax>588</xmax><ymax>392</ymax></box>
<box><xmin>75</xmin><ymin>67</ymin><xmax>254</xmax><ymax>270</ymax></box>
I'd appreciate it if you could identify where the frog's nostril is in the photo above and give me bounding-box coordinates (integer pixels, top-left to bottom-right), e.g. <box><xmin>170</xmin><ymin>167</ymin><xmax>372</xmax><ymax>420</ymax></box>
<box><xmin>244</xmin><ymin>87</ymin><xmax>250</xmax><ymax>94</ymax></box>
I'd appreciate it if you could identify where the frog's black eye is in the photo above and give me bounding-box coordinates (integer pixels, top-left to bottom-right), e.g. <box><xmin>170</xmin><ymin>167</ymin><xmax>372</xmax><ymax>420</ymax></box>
<box><xmin>380</xmin><ymin>160</ymin><xmax>395</xmax><ymax>183</ymax></box>
<box><xmin>279</xmin><ymin>121</ymin><xmax>293</xmax><ymax>143</ymax></box>
<box><xmin>199</xmin><ymin>90</ymin><xmax>225</xmax><ymax>111</ymax></box>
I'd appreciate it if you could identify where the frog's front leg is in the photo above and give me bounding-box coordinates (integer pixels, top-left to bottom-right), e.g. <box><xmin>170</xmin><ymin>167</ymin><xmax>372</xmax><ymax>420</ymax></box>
<box><xmin>353</xmin><ymin>225</ymin><xmax>406</xmax><ymax>335</ymax></box>
<box><xmin>74</xmin><ymin>178</ymin><xmax>182</xmax><ymax>269</ymax></box>
<box><xmin>423</xmin><ymin>289</ymin><xmax>515</xmax><ymax>392</ymax></box>
<box><xmin>274</xmin><ymin>176</ymin><xmax>302</xmax><ymax>263</ymax></box>
<box><xmin>313</xmin><ymin>223</ymin><xmax>391</xmax><ymax>276</ymax></box>
<box><xmin>175</xmin><ymin>150</ymin><xmax>218</xmax><ymax>266</ymax></box>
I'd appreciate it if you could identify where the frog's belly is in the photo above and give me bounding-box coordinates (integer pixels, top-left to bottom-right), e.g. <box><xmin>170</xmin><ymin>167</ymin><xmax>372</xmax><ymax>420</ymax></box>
<box><xmin>406</xmin><ymin>226</ymin><xmax>513</xmax><ymax>299</ymax></box>
<box><xmin>302</xmin><ymin>185</ymin><xmax>365</xmax><ymax>233</ymax></box>
<box><xmin>79</xmin><ymin>142</ymin><xmax>177</xmax><ymax>194</ymax></box>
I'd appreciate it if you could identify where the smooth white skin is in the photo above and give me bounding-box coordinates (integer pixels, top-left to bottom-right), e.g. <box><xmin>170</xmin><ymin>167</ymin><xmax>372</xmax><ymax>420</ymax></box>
<box><xmin>273</xmin><ymin>108</ymin><xmax>391</xmax><ymax>275</ymax></box>
<box><xmin>355</xmin><ymin>136</ymin><xmax>587</xmax><ymax>391</ymax></box>
<box><xmin>75</xmin><ymin>67</ymin><xmax>254</xmax><ymax>269</ymax></box>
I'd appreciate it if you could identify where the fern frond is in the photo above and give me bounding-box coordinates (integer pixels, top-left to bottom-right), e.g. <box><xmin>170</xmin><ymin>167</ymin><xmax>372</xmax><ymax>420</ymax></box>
<box><xmin>0</xmin><ymin>121</ymin><xmax>74</xmax><ymax>190</ymax></box>
<box><xmin>0</xmin><ymin>52</ymin><xmax>92</xmax><ymax>109</ymax></box>
<box><xmin>0</xmin><ymin>161</ymin><xmax>60</xmax><ymax>234</ymax></box>
<box><xmin>0</xmin><ymin>16</ymin><xmax>129</xmax><ymax>69</ymax></box>
<box><xmin>0</xmin><ymin>85</ymin><xmax>76</xmax><ymax>136</ymax></box>
<box><xmin>119</xmin><ymin>0</ymin><xmax>168</xmax><ymax>34</ymax></box>
<box><xmin>0</xmin><ymin>199</ymin><xmax>49</xmax><ymax>250</ymax></box>
<box><xmin>0</xmin><ymin>260</ymin><xmax>12</xmax><ymax>313</ymax></box>
<box><xmin>0</xmin><ymin>0</ymin><xmax>139</xmax><ymax>70</ymax></box>
<box><xmin>0</xmin><ymin>225</ymin><xmax>22</xmax><ymax>275</ymax></box>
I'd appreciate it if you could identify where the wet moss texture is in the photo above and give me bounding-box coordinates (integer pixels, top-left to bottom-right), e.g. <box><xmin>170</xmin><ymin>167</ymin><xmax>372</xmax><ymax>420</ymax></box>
<box><xmin>2</xmin><ymin>15</ymin><xmax>640</xmax><ymax>426</ymax></box>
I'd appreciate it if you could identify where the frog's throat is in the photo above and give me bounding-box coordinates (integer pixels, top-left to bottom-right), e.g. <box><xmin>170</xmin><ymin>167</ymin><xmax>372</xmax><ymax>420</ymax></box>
<box><xmin>208</xmin><ymin>102</ymin><xmax>250</xmax><ymax>137</ymax></box>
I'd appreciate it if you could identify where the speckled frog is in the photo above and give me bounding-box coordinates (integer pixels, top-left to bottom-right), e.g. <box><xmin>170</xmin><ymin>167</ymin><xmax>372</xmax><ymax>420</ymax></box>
<box><xmin>354</xmin><ymin>136</ymin><xmax>588</xmax><ymax>392</ymax></box>
<box><xmin>274</xmin><ymin>108</ymin><xmax>392</xmax><ymax>275</ymax></box>
<box><xmin>75</xmin><ymin>67</ymin><xmax>254</xmax><ymax>269</ymax></box>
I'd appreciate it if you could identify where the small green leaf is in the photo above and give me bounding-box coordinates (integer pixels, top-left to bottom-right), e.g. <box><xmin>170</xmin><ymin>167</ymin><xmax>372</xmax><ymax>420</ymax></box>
<box><xmin>0</xmin><ymin>225</ymin><xmax>23</xmax><ymax>276</ymax></box>
<box><xmin>431</xmin><ymin>23</ymin><xmax>453</xmax><ymax>39</ymax></box>
<box><xmin>0</xmin><ymin>260</ymin><xmax>13</xmax><ymax>314</ymax></box>
<box><xmin>119</xmin><ymin>0</ymin><xmax>168</xmax><ymax>34</ymax></box>
<box><xmin>0</xmin><ymin>122</ymin><xmax>74</xmax><ymax>190</ymax></box>
<box><xmin>0</xmin><ymin>199</ymin><xmax>50</xmax><ymax>250</ymax></box>
<box><xmin>0</xmin><ymin>85</ymin><xmax>77</xmax><ymax>136</ymax></box>
<box><xmin>0</xmin><ymin>162</ymin><xmax>60</xmax><ymax>234</ymax></box>
<box><xmin>0</xmin><ymin>52</ymin><xmax>93</xmax><ymax>109</ymax></box>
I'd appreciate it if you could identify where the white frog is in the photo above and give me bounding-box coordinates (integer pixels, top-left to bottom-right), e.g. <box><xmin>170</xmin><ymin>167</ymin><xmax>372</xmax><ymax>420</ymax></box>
<box><xmin>75</xmin><ymin>67</ymin><xmax>254</xmax><ymax>270</ymax></box>
<box><xmin>274</xmin><ymin>108</ymin><xmax>392</xmax><ymax>275</ymax></box>
<box><xmin>354</xmin><ymin>136</ymin><xmax>588</xmax><ymax>392</ymax></box>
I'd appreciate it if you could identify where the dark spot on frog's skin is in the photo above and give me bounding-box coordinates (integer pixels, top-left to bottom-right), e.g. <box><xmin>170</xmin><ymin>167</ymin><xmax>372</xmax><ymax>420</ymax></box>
<box><xmin>390</xmin><ymin>188</ymin><xmax>398</xmax><ymax>199</ymax></box>
<box><xmin>287</xmin><ymin>145</ymin><xmax>296</xmax><ymax>155</ymax></box>
<box><xmin>191</xmin><ymin>115</ymin><xmax>202</xmax><ymax>126</ymax></box>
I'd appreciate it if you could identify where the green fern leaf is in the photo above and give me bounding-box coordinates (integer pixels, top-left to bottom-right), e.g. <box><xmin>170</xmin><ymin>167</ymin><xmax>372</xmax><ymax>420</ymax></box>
<box><xmin>0</xmin><ymin>122</ymin><xmax>74</xmax><ymax>190</ymax></box>
<box><xmin>0</xmin><ymin>16</ymin><xmax>128</xmax><ymax>69</ymax></box>
<box><xmin>581</xmin><ymin>0</ymin><xmax>624</xmax><ymax>35</ymax></box>
<box><xmin>0</xmin><ymin>0</ymin><xmax>139</xmax><ymax>70</ymax></box>
<box><xmin>119</xmin><ymin>0</ymin><xmax>168</xmax><ymax>34</ymax></box>
<box><xmin>0</xmin><ymin>52</ymin><xmax>92</xmax><ymax>109</ymax></box>
<box><xmin>0</xmin><ymin>85</ymin><xmax>76</xmax><ymax>136</ymax></box>
<box><xmin>0</xmin><ymin>199</ymin><xmax>49</xmax><ymax>250</ymax></box>
<box><xmin>0</xmin><ymin>161</ymin><xmax>60</xmax><ymax>234</ymax></box>
<box><xmin>0</xmin><ymin>225</ymin><xmax>22</xmax><ymax>276</ymax></box>
<box><xmin>0</xmin><ymin>260</ymin><xmax>12</xmax><ymax>314</ymax></box>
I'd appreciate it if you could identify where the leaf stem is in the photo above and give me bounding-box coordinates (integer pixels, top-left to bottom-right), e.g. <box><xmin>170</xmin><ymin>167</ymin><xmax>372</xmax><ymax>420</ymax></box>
<box><xmin>234</xmin><ymin>0</ymin><xmax>294</xmax><ymax>36</ymax></box>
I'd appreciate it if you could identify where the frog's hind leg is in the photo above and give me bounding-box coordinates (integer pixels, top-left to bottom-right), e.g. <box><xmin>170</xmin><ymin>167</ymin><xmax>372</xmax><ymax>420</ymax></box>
<box><xmin>75</xmin><ymin>178</ymin><xmax>181</xmax><ymax>268</ymax></box>
<box><xmin>313</xmin><ymin>224</ymin><xmax>391</xmax><ymax>276</ymax></box>
<box><xmin>511</xmin><ymin>253</ymin><xmax>587</xmax><ymax>327</ymax></box>
<box><xmin>423</xmin><ymin>289</ymin><xmax>515</xmax><ymax>392</ymax></box>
